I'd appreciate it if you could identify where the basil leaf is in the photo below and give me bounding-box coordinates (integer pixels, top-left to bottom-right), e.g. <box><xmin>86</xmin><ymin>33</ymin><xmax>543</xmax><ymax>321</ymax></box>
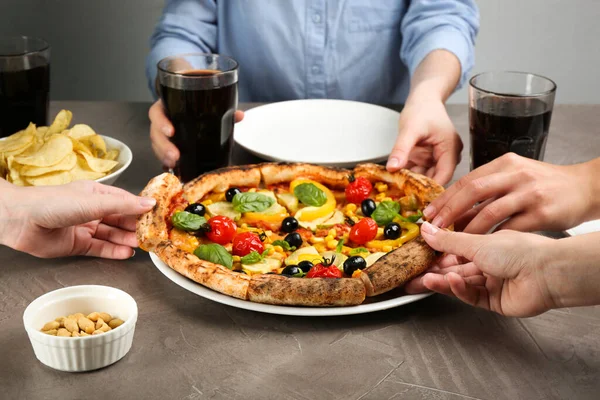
<box><xmin>241</xmin><ymin>250</ymin><xmax>264</xmax><ymax>265</ymax></box>
<box><xmin>232</xmin><ymin>192</ymin><xmax>275</xmax><ymax>213</ymax></box>
<box><xmin>172</xmin><ymin>211</ymin><xmax>207</xmax><ymax>231</ymax></box>
<box><xmin>372</xmin><ymin>201</ymin><xmax>401</xmax><ymax>226</ymax></box>
<box><xmin>335</xmin><ymin>238</ymin><xmax>344</xmax><ymax>253</ymax></box>
<box><xmin>404</xmin><ymin>210</ymin><xmax>423</xmax><ymax>223</ymax></box>
<box><xmin>293</xmin><ymin>270</ymin><xmax>306</xmax><ymax>278</ymax></box>
<box><xmin>271</xmin><ymin>240</ymin><xmax>296</xmax><ymax>251</ymax></box>
<box><xmin>194</xmin><ymin>244</ymin><xmax>233</xmax><ymax>269</ymax></box>
<box><xmin>349</xmin><ymin>247</ymin><xmax>369</xmax><ymax>256</ymax></box>
<box><xmin>294</xmin><ymin>183</ymin><xmax>327</xmax><ymax>207</ymax></box>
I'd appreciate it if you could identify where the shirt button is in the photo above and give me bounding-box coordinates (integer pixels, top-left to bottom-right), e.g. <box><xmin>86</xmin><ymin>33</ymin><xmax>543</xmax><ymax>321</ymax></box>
<box><xmin>311</xmin><ymin>65</ymin><xmax>320</xmax><ymax>74</ymax></box>
<box><xmin>312</xmin><ymin>13</ymin><xmax>322</xmax><ymax>23</ymax></box>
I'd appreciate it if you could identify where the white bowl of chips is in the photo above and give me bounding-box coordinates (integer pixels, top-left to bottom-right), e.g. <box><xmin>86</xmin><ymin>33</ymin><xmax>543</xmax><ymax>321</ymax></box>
<box><xmin>0</xmin><ymin>110</ymin><xmax>132</xmax><ymax>186</ymax></box>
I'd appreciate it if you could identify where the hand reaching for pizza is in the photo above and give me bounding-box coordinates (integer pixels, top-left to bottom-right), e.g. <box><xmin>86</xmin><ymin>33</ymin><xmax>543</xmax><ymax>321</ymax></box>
<box><xmin>405</xmin><ymin>222</ymin><xmax>600</xmax><ymax>316</ymax></box>
<box><xmin>386</xmin><ymin>98</ymin><xmax>462</xmax><ymax>186</ymax></box>
<box><xmin>422</xmin><ymin>153</ymin><xmax>600</xmax><ymax>234</ymax></box>
<box><xmin>0</xmin><ymin>179</ymin><xmax>156</xmax><ymax>259</ymax></box>
<box><xmin>149</xmin><ymin>100</ymin><xmax>245</xmax><ymax>168</ymax></box>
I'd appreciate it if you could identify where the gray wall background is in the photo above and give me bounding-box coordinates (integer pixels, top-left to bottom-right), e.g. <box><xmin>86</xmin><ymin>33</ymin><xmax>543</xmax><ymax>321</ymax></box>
<box><xmin>1</xmin><ymin>0</ymin><xmax>599</xmax><ymax>104</ymax></box>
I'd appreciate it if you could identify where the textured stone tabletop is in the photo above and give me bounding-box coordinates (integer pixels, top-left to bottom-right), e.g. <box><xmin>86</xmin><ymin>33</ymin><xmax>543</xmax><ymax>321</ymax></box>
<box><xmin>1</xmin><ymin>102</ymin><xmax>599</xmax><ymax>400</ymax></box>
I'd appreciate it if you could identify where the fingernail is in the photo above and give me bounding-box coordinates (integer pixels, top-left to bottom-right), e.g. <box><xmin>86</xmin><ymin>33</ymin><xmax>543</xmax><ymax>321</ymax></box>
<box><xmin>130</xmin><ymin>250</ymin><xmax>136</xmax><ymax>258</ymax></box>
<box><xmin>140</xmin><ymin>197</ymin><xmax>156</xmax><ymax>207</ymax></box>
<box><xmin>387</xmin><ymin>157</ymin><xmax>400</xmax><ymax>169</ymax></box>
<box><xmin>421</xmin><ymin>221</ymin><xmax>439</xmax><ymax>235</ymax></box>
<box><xmin>162</xmin><ymin>126</ymin><xmax>172</xmax><ymax>136</ymax></box>
<box><xmin>432</xmin><ymin>216</ymin><xmax>443</xmax><ymax>227</ymax></box>
<box><xmin>423</xmin><ymin>205</ymin><xmax>435</xmax><ymax>218</ymax></box>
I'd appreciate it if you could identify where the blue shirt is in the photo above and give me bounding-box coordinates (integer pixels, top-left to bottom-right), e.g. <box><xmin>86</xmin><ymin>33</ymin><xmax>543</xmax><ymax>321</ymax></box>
<box><xmin>146</xmin><ymin>0</ymin><xmax>479</xmax><ymax>103</ymax></box>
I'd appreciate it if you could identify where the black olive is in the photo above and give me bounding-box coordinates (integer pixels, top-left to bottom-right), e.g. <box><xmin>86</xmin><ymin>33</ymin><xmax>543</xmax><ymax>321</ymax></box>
<box><xmin>281</xmin><ymin>265</ymin><xmax>302</xmax><ymax>276</ymax></box>
<box><xmin>343</xmin><ymin>256</ymin><xmax>367</xmax><ymax>276</ymax></box>
<box><xmin>361</xmin><ymin>199</ymin><xmax>376</xmax><ymax>217</ymax></box>
<box><xmin>384</xmin><ymin>222</ymin><xmax>401</xmax><ymax>240</ymax></box>
<box><xmin>284</xmin><ymin>232</ymin><xmax>303</xmax><ymax>248</ymax></box>
<box><xmin>226</xmin><ymin>187</ymin><xmax>242</xmax><ymax>202</ymax></box>
<box><xmin>281</xmin><ymin>217</ymin><xmax>299</xmax><ymax>233</ymax></box>
<box><xmin>185</xmin><ymin>203</ymin><xmax>206</xmax><ymax>216</ymax></box>
<box><xmin>297</xmin><ymin>260</ymin><xmax>314</xmax><ymax>273</ymax></box>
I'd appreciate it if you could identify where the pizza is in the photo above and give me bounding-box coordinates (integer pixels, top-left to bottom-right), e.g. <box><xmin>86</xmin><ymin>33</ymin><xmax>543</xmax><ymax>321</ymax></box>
<box><xmin>136</xmin><ymin>163</ymin><xmax>444</xmax><ymax>307</ymax></box>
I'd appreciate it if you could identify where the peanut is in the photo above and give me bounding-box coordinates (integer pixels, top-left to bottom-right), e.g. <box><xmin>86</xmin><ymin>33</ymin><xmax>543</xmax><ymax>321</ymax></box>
<box><xmin>78</xmin><ymin>317</ymin><xmax>95</xmax><ymax>334</ymax></box>
<box><xmin>87</xmin><ymin>312</ymin><xmax>101</xmax><ymax>322</ymax></box>
<box><xmin>95</xmin><ymin>318</ymin><xmax>105</xmax><ymax>330</ymax></box>
<box><xmin>71</xmin><ymin>331</ymin><xmax>80</xmax><ymax>338</ymax></box>
<box><xmin>108</xmin><ymin>319</ymin><xmax>124</xmax><ymax>329</ymax></box>
<box><xmin>98</xmin><ymin>312</ymin><xmax>112</xmax><ymax>322</ymax></box>
<box><xmin>57</xmin><ymin>328</ymin><xmax>71</xmax><ymax>337</ymax></box>
<box><xmin>42</xmin><ymin>321</ymin><xmax>60</xmax><ymax>331</ymax></box>
<box><xmin>99</xmin><ymin>323</ymin><xmax>111</xmax><ymax>333</ymax></box>
<box><xmin>63</xmin><ymin>317</ymin><xmax>79</xmax><ymax>333</ymax></box>
<box><xmin>43</xmin><ymin>329</ymin><xmax>58</xmax><ymax>336</ymax></box>
<box><xmin>79</xmin><ymin>332</ymin><xmax>90</xmax><ymax>337</ymax></box>
<box><xmin>92</xmin><ymin>330</ymin><xmax>104</xmax><ymax>335</ymax></box>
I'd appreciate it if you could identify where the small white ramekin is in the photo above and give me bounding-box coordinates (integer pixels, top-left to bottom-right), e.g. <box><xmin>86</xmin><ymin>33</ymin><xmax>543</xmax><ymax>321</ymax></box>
<box><xmin>23</xmin><ymin>285</ymin><xmax>138</xmax><ymax>372</ymax></box>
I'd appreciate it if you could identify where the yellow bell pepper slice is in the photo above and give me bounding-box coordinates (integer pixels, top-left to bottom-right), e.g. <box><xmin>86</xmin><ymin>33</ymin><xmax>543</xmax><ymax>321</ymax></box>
<box><xmin>365</xmin><ymin>221</ymin><xmax>420</xmax><ymax>250</ymax></box>
<box><xmin>290</xmin><ymin>179</ymin><xmax>336</xmax><ymax>221</ymax></box>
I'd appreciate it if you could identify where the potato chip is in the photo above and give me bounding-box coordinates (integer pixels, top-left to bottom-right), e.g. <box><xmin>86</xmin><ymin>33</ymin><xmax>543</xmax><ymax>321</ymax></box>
<box><xmin>0</xmin><ymin>123</ymin><xmax>35</xmax><ymax>153</ymax></box>
<box><xmin>47</xmin><ymin>110</ymin><xmax>73</xmax><ymax>135</ymax></box>
<box><xmin>69</xmin><ymin>137</ymin><xmax>93</xmax><ymax>155</ymax></box>
<box><xmin>70</xmin><ymin>158</ymin><xmax>106</xmax><ymax>181</ymax></box>
<box><xmin>67</xmin><ymin>124</ymin><xmax>96</xmax><ymax>139</ymax></box>
<box><xmin>20</xmin><ymin>152</ymin><xmax>77</xmax><ymax>177</ymax></box>
<box><xmin>105</xmin><ymin>149</ymin><xmax>120</xmax><ymax>161</ymax></box>
<box><xmin>80</xmin><ymin>135</ymin><xmax>107</xmax><ymax>157</ymax></box>
<box><xmin>78</xmin><ymin>151</ymin><xmax>118</xmax><ymax>173</ymax></box>
<box><xmin>25</xmin><ymin>170</ymin><xmax>72</xmax><ymax>186</ymax></box>
<box><xmin>6</xmin><ymin>156</ymin><xmax>24</xmax><ymax>185</ymax></box>
<box><xmin>15</xmin><ymin>135</ymin><xmax>73</xmax><ymax>167</ymax></box>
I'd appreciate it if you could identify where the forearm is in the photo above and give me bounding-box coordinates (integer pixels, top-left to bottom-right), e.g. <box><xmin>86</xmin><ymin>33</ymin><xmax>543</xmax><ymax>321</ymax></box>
<box><xmin>407</xmin><ymin>50</ymin><xmax>462</xmax><ymax>104</ymax></box>
<box><xmin>544</xmin><ymin>232</ymin><xmax>600</xmax><ymax>309</ymax></box>
<box><xmin>579</xmin><ymin>158</ymin><xmax>600</xmax><ymax>220</ymax></box>
<box><xmin>0</xmin><ymin>179</ymin><xmax>13</xmax><ymax>246</ymax></box>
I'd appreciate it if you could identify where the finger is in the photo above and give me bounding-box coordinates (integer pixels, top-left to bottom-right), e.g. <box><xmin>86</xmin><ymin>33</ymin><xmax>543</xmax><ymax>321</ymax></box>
<box><xmin>428</xmin><ymin>171</ymin><xmax>519</xmax><ymax>229</ymax></box>
<box><xmin>425</xmin><ymin>166</ymin><xmax>436</xmax><ymax>178</ymax></box>
<box><xmin>149</xmin><ymin>101</ymin><xmax>179</xmax><ymax>167</ymax></box>
<box><xmin>462</xmin><ymin>193</ymin><xmax>527</xmax><ymax>234</ymax></box>
<box><xmin>387</xmin><ymin>126</ymin><xmax>422</xmax><ymax>171</ymax></box>
<box><xmin>150</xmin><ymin>123</ymin><xmax>179</xmax><ymax>168</ymax></box>
<box><xmin>94</xmin><ymin>223</ymin><xmax>139</xmax><ymax>247</ymax></box>
<box><xmin>436</xmin><ymin>262</ymin><xmax>483</xmax><ymax>278</ymax></box>
<box><xmin>453</xmin><ymin>198</ymin><xmax>495</xmax><ymax>232</ymax></box>
<box><xmin>235</xmin><ymin>110</ymin><xmax>244</xmax><ymax>123</ymax></box>
<box><xmin>420</xmin><ymin>222</ymin><xmax>487</xmax><ymax>261</ymax></box>
<box><xmin>446</xmin><ymin>272</ymin><xmax>490</xmax><ymax>311</ymax></box>
<box><xmin>423</xmin><ymin>154</ymin><xmax>518</xmax><ymax>221</ymax></box>
<box><xmin>410</xmin><ymin>165</ymin><xmax>427</xmax><ymax>175</ymax></box>
<box><xmin>431</xmin><ymin>135</ymin><xmax>462</xmax><ymax>186</ymax></box>
<box><xmin>495</xmin><ymin>212</ymin><xmax>541</xmax><ymax>232</ymax></box>
<box><xmin>101</xmin><ymin>214</ymin><xmax>138</xmax><ymax>231</ymax></box>
<box><xmin>436</xmin><ymin>253</ymin><xmax>468</xmax><ymax>268</ymax></box>
<box><xmin>84</xmin><ymin>238</ymin><xmax>135</xmax><ymax>260</ymax></box>
<box><xmin>421</xmin><ymin>273</ymin><xmax>454</xmax><ymax>296</ymax></box>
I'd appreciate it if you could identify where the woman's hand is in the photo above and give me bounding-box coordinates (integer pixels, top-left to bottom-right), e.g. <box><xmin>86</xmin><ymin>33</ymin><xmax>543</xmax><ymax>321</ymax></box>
<box><xmin>423</xmin><ymin>153</ymin><xmax>600</xmax><ymax>233</ymax></box>
<box><xmin>149</xmin><ymin>100</ymin><xmax>244</xmax><ymax>168</ymax></box>
<box><xmin>0</xmin><ymin>180</ymin><xmax>156</xmax><ymax>259</ymax></box>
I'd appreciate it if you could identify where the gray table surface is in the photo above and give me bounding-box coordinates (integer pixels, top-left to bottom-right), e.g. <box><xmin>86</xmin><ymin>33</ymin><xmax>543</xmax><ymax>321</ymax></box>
<box><xmin>1</xmin><ymin>102</ymin><xmax>599</xmax><ymax>400</ymax></box>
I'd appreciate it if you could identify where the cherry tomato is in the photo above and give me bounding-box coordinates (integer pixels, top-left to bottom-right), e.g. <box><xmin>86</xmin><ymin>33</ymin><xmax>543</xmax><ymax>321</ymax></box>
<box><xmin>349</xmin><ymin>217</ymin><xmax>378</xmax><ymax>245</ymax></box>
<box><xmin>205</xmin><ymin>216</ymin><xmax>237</xmax><ymax>244</ymax></box>
<box><xmin>345</xmin><ymin>176</ymin><xmax>373</xmax><ymax>204</ymax></box>
<box><xmin>306</xmin><ymin>264</ymin><xmax>343</xmax><ymax>279</ymax></box>
<box><xmin>232</xmin><ymin>232</ymin><xmax>264</xmax><ymax>256</ymax></box>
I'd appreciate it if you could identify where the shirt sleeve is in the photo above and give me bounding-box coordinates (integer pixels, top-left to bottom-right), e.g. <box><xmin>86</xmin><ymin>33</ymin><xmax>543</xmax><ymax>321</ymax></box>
<box><xmin>400</xmin><ymin>0</ymin><xmax>479</xmax><ymax>89</ymax></box>
<box><xmin>146</xmin><ymin>0</ymin><xmax>218</xmax><ymax>98</ymax></box>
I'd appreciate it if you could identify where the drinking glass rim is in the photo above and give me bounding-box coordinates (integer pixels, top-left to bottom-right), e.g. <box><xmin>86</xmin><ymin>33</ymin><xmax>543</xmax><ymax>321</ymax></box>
<box><xmin>469</xmin><ymin>71</ymin><xmax>557</xmax><ymax>98</ymax></box>
<box><xmin>157</xmin><ymin>53</ymin><xmax>239</xmax><ymax>77</ymax></box>
<box><xmin>0</xmin><ymin>36</ymin><xmax>49</xmax><ymax>58</ymax></box>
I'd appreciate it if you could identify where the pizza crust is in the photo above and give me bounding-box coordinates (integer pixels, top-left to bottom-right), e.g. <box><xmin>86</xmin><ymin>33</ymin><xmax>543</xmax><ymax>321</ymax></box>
<box><xmin>184</xmin><ymin>165</ymin><xmax>262</xmax><ymax>202</ymax></box>
<box><xmin>136</xmin><ymin>173</ymin><xmax>182</xmax><ymax>252</ymax></box>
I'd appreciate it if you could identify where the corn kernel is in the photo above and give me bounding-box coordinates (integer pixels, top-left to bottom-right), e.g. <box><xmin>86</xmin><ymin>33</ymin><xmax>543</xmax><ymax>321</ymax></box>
<box><xmin>375</xmin><ymin>183</ymin><xmax>388</xmax><ymax>193</ymax></box>
<box><xmin>310</xmin><ymin>237</ymin><xmax>325</xmax><ymax>244</ymax></box>
<box><xmin>328</xmin><ymin>228</ymin><xmax>337</xmax><ymax>237</ymax></box>
<box><xmin>232</xmin><ymin>256</ymin><xmax>241</xmax><ymax>262</ymax></box>
<box><xmin>376</xmin><ymin>228</ymin><xmax>384</xmax><ymax>239</ymax></box>
<box><xmin>326</xmin><ymin>240</ymin><xmax>338</xmax><ymax>250</ymax></box>
<box><xmin>265</xmin><ymin>244</ymin><xmax>274</xmax><ymax>250</ymax></box>
<box><xmin>375</xmin><ymin>193</ymin><xmax>386</xmax><ymax>202</ymax></box>
<box><xmin>352</xmin><ymin>270</ymin><xmax>362</xmax><ymax>278</ymax></box>
<box><xmin>265</xmin><ymin>230</ymin><xmax>273</xmax><ymax>237</ymax></box>
<box><xmin>325</xmin><ymin>234</ymin><xmax>335</xmax><ymax>242</ymax></box>
<box><xmin>273</xmin><ymin>245</ymin><xmax>284</xmax><ymax>253</ymax></box>
<box><xmin>240</xmin><ymin>223</ymin><xmax>248</xmax><ymax>229</ymax></box>
<box><xmin>382</xmin><ymin>197</ymin><xmax>393</xmax><ymax>202</ymax></box>
<box><xmin>314</xmin><ymin>243</ymin><xmax>327</xmax><ymax>253</ymax></box>
<box><xmin>248</xmin><ymin>188</ymin><xmax>257</xmax><ymax>192</ymax></box>
<box><xmin>345</xmin><ymin>203</ymin><xmax>357</xmax><ymax>213</ymax></box>
<box><xmin>267</xmin><ymin>248</ymin><xmax>275</xmax><ymax>256</ymax></box>
<box><xmin>203</xmin><ymin>199</ymin><xmax>213</xmax><ymax>206</ymax></box>
<box><xmin>382</xmin><ymin>245</ymin><xmax>393</xmax><ymax>252</ymax></box>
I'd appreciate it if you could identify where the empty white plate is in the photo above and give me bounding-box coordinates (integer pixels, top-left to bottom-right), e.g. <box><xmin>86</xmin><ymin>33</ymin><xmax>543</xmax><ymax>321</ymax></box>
<box><xmin>234</xmin><ymin>99</ymin><xmax>400</xmax><ymax>168</ymax></box>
